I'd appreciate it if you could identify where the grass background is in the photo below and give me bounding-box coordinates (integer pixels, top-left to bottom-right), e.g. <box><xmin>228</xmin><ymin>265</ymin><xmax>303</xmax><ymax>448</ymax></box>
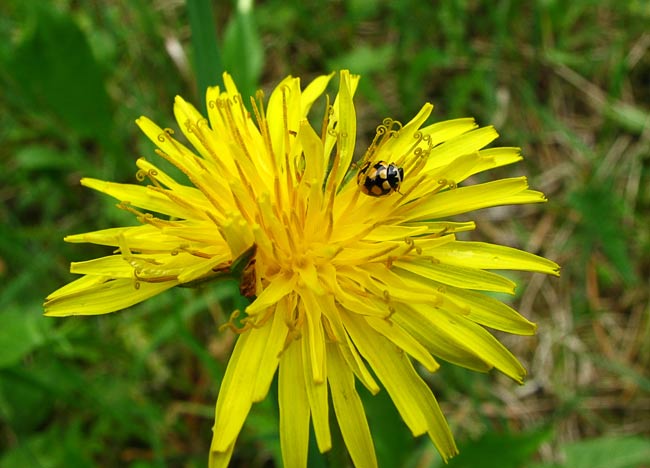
<box><xmin>1</xmin><ymin>0</ymin><xmax>649</xmax><ymax>467</ymax></box>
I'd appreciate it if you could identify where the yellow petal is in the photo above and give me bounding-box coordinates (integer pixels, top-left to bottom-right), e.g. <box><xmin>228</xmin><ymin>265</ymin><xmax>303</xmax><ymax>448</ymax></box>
<box><xmin>364</xmin><ymin>224</ymin><xmax>429</xmax><ymax>241</ymax></box>
<box><xmin>426</xmin><ymin>152</ymin><xmax>491</xmax><ymax>186</ymax></box>
<box><xmin>297</xmin><ymin>261</ymin><xmax>324</xmax><ymax>295</ymax></box>
<box><xmin>402</xmin><ymin>303</ymin><xmax>527</xmax><ymax>382</ymax></box>
<box><xmin>211</xmin><ymin>323</ymin><xmax>273</xmax><ymax>452</ymax></box>
<box><xmin>221</xmin><ymin>71</ymin><xmax>239</xmax><ymax>96</ymax></box>
<box><xmin>44</xmin><ymin>276</ymin><xmax>176</xmax><ymax>316</ymax></box>
<box><xmin>219</xmin><ymin>212</ymin><xmax>254</xmax><ymax>260</ymax></box>
<box><xmin>299</xmin><ymin>119</ymin><xmax>326</xmax><ymax>191</ymax></box>
<box><xmin>364</xmin><ymin>315</ymin><xmax>440</xmax><ymax>373</ymax></box>
<box><xmin>65</xmin><ymin>225</ymin><xmax>180</xmax><ymax>250</ymax></box>
<box><xmin>383</xmin><ymin>103</ymin><xmax>433</xmax><ymax>166</ymax></box>
<box><xmin>299</xmin><ymin>290</ymin><xmax>326</xmax><ymax>384</ymax></box>
<box><xmin>307</xmin><ymin>268</ymin><xmax>381</xmax><ymax>393</ymax></box>
<box><xmin>301</xmin><ymin>313</ymin><xmax>331</xmax><ymax>452</ymax></box>
<box><xmin>173</xmin><ymin>96</ymin><xmax>211</xmax><ymax>158</ymax></box>
<box><xmin>393</xmin><ymin>307</ymin><xmax>493</xmax><ymax>373</ymax></box>
<box><xmin>301</xmin><ymin>72</ymin><xmax>335</xmax><ymax>117</ymax></box>
<box><xmin>82</xmin><ymin>178</ymin><xmax>205</xmax><ymax>219</ymax></box>
<box><xmin>135</xmin><ymin>116</ymin><xmax>204</xmax><ymax>174</ymax></box>
<box><xmin>208</xmin><ymin>440</ymin><xmax>235</xmax><ymax>468</ymax></box>
<box><xmin>443</xmin><ymin>286</ymin><xmax>537</xmax><ymax>335</ymax></box>
<box><xmin>420</xmin><ymin>117</ymin><xmax>478</xmax><ymax>149</ymax></box>
<box><xmin>251</xmin><ymin>301</ymin><xmax>289</xmax><ymax>401</ymax></box>
<box><xmin>327</xmin><ymin>343</ymin><xmax>378</xmax><ymax>468</ymax></box>
<box><xmin>410</xmin><ymin>221</ymin><xmax>477</xmax><ymax>236</ymax></box>
<box><xmin>70</xmin><ymin>256</ymin><xmax>132</xmax><ymax>278</ymax></box>
<box><xmin>433</xmin><ymin>241</ymin><xmax>560</xmax><ymax>276</ymax></box>
<box><xmin>159</xmin><ymin>221</ymin><xmax>226</xmax><ymax>245</ymax></box>
<box><xmin>279</xmin><ymin>340</ymin><xmax>310</xmax><ymax>468</ymax></box>
<box><xmin>267</xmin><ymin>75</ymin><xmax>301</xmax><ymax>166</ymax></box>
<box><xmin>205</xmin><ymin>84</ymin><xmax>224</xmax><ymax>132</ymax></box>
<box><xmin>245</xmin><ymin>273</ymin><xmax>296</xmax><ymax>315</ymax></box>
<box><xmin>135</xmin><ymin>158</ymin><xmax>186</xmax><ymax>191</ymax></box>
<box><xmin>343</xmin><ymin>312</ymin><xmax>427</xmax><ymax>435</ymax></box>
<box><xmin>394</xmin><ymin>259</ymin><xmax>517</xmax><ymax>294</ymax></box>
<box><xmin>332</xmin><ymin>70</ymin><xmax>357</xmax><ymax>192</ymax></box>
<box><xmin>477</xmin><ymin>147</ymin><xmax>523</xmax><ymax>169</ymax></box>
<box><xmin>401</xmin><ymin>177</ymin><xmax>546</xmax><ymax>221</ymax></box>
<box><xmin>175</xmin><ymin>254</ymin><xmax>232</xmax><ymax>284</ymax></box>
<box><xmin>343</xmin><ymin>311</ymin><xmax>458</xmax><ymax>461</ymax></box>
<box><xmin>326</xmin><ymin>277</ymin><xmax>393</xmax><ymax>318</ymax></box>
<box><xmin>425</xmin><ymin>125</ymin><xmax>498</xmax><ymax>171</ymax></box>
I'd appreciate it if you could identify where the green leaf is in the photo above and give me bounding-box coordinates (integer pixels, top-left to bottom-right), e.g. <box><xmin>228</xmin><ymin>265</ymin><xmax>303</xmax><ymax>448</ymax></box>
<box><xmin>0</xmin><ymin>309</ymin><xmax>50</xmax><ymax>368</ymax></box>
<box><xmin>606</xmin><ymin>101</ymin><xmax>650</xmax><ymax>135</ymax></box>
<box><xmin>222</xmin><ymin>0</ymin><xmax>264</xmax><ymax>99</ymax></box>
<box><xmin>0</xmin><ymin>422</ymin><xmax>94</xmax><ymax>468</ymax></box>
<box><xmin>0</xmin><ymin>366</ymin><xmax>53</xmax><ymax>433</ymax></box>
<box><xmin>328</xmin><ymin>45</ymin><xmax>395</xmax><ymax>75</ymax></box>
<box><xmin>9</xmin><ymin>6</ymin><xmax>113</xmax><ymax>141</ymax></box>
<box><xmin>245</xmin><ymin>394</ymin><xmax>282</xmax><ymax>465</ymax></box>
<box><xmin>569</xmin><ymin>181</ymin><xmax>637</xmax><ymax>285</ymax></box>
<box><xmin>563</xmin><ymin>435</ymin><xmax>650</xmax><ymax>468</ymax></box>
<box><xmin>361</xmin><ymin>384</ymin><xmax>417</xmax><ymax>468</ymax></box>
<box><xmin>445</xmin><ymin>427</ymin><xmax>553</xmax><ymax>468</ymax></box>
<box><xmin>187</xmin><ymin>0</ymin><xmax>224</xmax><ymax>111</ymax></box>
<box><xmin>14</xmin><ymin>145</ymin><xmax>77</xmax><ymax>171</ymax></box>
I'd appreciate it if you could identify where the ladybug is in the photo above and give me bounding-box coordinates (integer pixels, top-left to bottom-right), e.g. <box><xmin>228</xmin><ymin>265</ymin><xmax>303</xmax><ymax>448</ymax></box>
<box><xmin>357</xmin><ymin>160</ymin><xmax>404</xmax><ymax>197</ymax></box>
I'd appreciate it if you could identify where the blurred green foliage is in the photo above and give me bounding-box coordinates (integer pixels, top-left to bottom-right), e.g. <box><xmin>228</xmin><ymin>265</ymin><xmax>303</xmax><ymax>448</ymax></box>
<box><xmin>1</xmin><ymin>0</ymin><xmax>648</xmax><ymax>466</ymax></box>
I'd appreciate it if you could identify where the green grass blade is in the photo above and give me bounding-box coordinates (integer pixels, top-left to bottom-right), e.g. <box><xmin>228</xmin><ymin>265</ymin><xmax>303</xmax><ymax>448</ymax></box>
<box><xmin>222</xmin><ymin>0</ymin><xmax>264</xmax><ymax>99</ymax></box>
<box><xmin>186</xmin><ymin>0</ymin><xmax>224</xmax><ymax>112</ymax></box>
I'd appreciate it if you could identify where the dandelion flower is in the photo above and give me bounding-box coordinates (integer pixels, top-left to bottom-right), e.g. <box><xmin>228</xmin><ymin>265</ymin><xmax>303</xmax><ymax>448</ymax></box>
<box><xmin>45</xmin><ymin>70</ymin><xmax>560</xmax><ymax>467</ymax></box>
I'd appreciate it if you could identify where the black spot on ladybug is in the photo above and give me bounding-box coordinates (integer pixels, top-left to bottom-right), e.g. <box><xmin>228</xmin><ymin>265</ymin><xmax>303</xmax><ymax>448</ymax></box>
<box><xmin>357</xmin><ymin>161</ymin><xmax>404</xmax><ymax>197</ymax></box>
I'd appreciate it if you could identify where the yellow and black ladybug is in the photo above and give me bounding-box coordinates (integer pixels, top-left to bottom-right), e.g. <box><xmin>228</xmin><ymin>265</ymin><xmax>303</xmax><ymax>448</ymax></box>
<box><xmin>357</xmin><ymin>160</ymin><xmax>404</xmax><ymax>197</ymax></box>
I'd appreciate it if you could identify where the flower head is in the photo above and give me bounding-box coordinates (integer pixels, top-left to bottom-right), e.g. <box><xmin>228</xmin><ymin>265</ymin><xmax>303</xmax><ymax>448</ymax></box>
<box><xmin>45</xmin><ymin>70</ymin><xmax>559</xmax><ymax>467</ymax></box>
